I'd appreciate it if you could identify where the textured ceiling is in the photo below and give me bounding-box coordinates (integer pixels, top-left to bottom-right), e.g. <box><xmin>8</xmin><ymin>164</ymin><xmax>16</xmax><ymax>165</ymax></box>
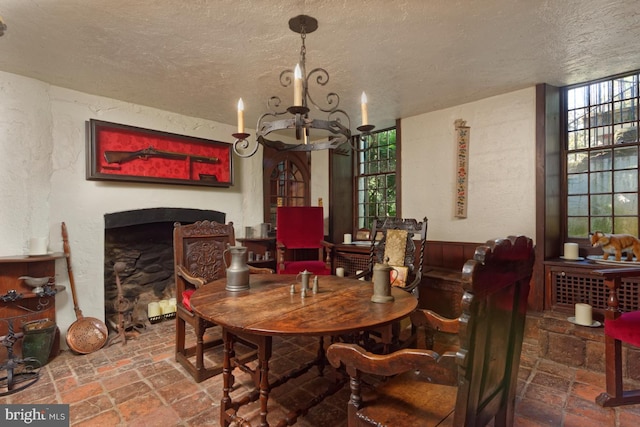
<box><xmin>1</xmin><ymin>0</ymin><xmax>639</xmax><ymax>131</ymax></box>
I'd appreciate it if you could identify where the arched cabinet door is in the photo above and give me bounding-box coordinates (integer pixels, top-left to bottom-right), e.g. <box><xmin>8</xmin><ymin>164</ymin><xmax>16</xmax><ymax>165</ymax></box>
<box><xmin>263</xmin><ymin>148</ymin><xmax>310</xmax><ymax>228</ymax></box>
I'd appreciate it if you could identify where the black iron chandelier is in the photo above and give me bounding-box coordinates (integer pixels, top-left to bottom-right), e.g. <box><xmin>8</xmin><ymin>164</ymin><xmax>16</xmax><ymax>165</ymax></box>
<box><xmin>232</xmin><ymin>15</ymin><xmax>375</xmax><ymax>158</ymax></box>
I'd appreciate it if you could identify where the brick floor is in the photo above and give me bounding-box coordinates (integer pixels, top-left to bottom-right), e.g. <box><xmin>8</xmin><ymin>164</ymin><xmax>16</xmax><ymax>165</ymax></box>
<box><xmin>2</xmin><ymin>317</ymin><xmax>640</xmax><ymax>426</ymax></box>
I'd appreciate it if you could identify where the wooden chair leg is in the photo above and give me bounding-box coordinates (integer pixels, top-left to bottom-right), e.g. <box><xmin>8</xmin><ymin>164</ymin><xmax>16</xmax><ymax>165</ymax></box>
<box><xmin>195</xmin><ymin>317</ymin><xmax>206</xmax><ymax>373</ymax></box>
<box><xmin>596</xmin><ymin>335</ymin><xmax>640</xmax><ymax>407</ymax></box>
<box><xmin>175</xmin><ymin>315</ymin><xmax>186</xmax><ymax>356</ymax></box>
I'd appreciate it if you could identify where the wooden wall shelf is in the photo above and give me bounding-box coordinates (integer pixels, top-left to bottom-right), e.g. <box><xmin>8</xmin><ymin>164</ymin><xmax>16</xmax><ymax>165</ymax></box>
<box><xmin>0</xmin><ymin>252</ymin><xmax>65</xmax><ymax>362</ymax></box>
<box><xmin>237</xmin><ymin>238</ymin><xmax>277</xmax><ymax>271</ymax></box>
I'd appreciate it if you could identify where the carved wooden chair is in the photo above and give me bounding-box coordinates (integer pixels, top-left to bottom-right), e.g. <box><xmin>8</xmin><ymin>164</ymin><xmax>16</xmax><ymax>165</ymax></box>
<box><xmin>174</xmin><ymin>220</ymin><xmax>272</xmax><ymax>383</ymax></box>
<box><xmin>352</xmin><ymin>217</ymin><xmax>427</xmax><ymax>351</ymax></box>
<box><xmin>327</xmin><ymin>235</ymin><xmax>534</xmax><ymax>426</ymax></box>
<box><xmin>356</xmin><ymin>217</ymin><xmax>428</xmax><ymax>297</ymax></box>
<box><xmin>276</xmin><ymin>206</ymin><xmax>332</xmax><ymax>275</ymax></box>
<box><xmin>591</xmin><ymin>267</ymin><xmax>640</xmax><ymax>407</ymax></box>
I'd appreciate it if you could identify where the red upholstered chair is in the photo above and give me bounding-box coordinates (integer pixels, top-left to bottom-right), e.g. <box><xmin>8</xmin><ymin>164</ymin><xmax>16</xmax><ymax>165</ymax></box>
<box><xmin>592</xmin><ymin>267</ymin><xmax>640</xmax><ymax>407</ymax></box>
<box><xmin>276</xmin><ymin>206</ymin><xmax>332</xmax><ymax>275</ymax></box>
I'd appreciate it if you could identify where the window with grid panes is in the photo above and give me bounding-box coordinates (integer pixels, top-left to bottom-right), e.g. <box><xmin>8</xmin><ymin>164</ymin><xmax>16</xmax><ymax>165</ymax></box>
<box><xmin>565</xmin><ymin>71</ymin><xmax>640</xmax><ymax>238</ymax></box>
<box><xmin>356</xmin><ymin>127</ymin><xmax>397</xmax><ymax>230</ymax></box>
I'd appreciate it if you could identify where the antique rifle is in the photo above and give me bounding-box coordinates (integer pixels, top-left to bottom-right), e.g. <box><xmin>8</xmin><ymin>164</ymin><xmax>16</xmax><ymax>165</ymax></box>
<box><xmin>103</xmin><ymin>146</ymin><xmax>219</xmax><ymax>164</ymax></box>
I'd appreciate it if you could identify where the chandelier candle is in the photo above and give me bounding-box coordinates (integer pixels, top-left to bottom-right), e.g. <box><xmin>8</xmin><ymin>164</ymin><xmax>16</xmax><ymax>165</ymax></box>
<box><xmin>294</xmin><ymin>64</ymin><xmax>303</xmax><ymax>106</ymax></box>
<box><xmin>361</xmin><ymin>92</ymin><xmax>368</xmax><ymax>126</ymax></box>
<box><xmin>237</xmin><ymin>98</ymin><xmax>244</xmax><ymax>134</ymax></box>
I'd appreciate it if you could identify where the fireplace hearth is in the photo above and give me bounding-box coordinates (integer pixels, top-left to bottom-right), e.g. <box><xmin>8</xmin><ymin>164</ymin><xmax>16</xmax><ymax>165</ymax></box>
<box><xmin>103</xmin><ymin>208</ymin><xmax>225</xmax><ymax>330</ymax></box>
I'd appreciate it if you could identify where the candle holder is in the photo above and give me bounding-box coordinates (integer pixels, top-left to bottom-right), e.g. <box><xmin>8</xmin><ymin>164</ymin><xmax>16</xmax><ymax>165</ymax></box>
<box><xmin>232</xmin><ymin>133</ymin><xmax>259</xmax><ymax>158</ymax></box>
<box><xmin>357</xmin><ymin>124</ymin><xmax>375</xmax><ymax>134</ymax></box>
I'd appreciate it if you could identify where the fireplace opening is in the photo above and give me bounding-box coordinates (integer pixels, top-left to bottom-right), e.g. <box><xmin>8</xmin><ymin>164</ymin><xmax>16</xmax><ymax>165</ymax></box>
<box><xmin>104</xmin><ymin>208</ymin><xmax>225</xmax><ymax>333</ymax></box>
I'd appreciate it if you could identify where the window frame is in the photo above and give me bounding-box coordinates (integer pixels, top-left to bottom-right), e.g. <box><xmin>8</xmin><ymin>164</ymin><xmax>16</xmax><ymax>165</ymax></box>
<box><xmin>563</xmin><ymin>70</ymin><xmax>640</xmax><ymax>243</ymax></box>
<box><xmin>354</xmin><ymin>126</ymin><xmax>399</xmax><ymax>231</ymax></box>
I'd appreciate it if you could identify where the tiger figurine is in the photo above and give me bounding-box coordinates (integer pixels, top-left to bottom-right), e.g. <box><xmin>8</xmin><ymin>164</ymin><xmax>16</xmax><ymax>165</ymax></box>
<box><xmin>589</xmin><ymin>231</ymin><xmax>640</xmax><ymax>261</ymax></box>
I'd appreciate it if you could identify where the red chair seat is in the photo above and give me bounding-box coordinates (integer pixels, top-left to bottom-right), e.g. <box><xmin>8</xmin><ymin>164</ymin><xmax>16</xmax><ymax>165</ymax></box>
<box><xmin>182</xmin><ymin>288</ymin><xmax>196</xmax><ymax>312</ymax></box>
<box><xmin>605</xmin><ymin>311</ymin><xmax>640</xmax><ymax>347</ymax></box>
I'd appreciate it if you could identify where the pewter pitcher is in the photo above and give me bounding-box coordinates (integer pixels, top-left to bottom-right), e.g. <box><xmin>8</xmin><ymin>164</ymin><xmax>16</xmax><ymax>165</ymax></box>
<box><xmin>224</xmin><ymin>246</ymin><xmax>250</xmax><ymax>292</ymax></box>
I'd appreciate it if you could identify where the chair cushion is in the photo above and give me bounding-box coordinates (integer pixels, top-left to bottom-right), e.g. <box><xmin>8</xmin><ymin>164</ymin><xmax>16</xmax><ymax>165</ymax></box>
<box><xmin>384</xmin><ymin>229</ymin><xmax>408</xmax><ymax>266</ymax></box>
<box><xmin>605</xmin><ymin>311</ymin><xmax>640</xmax><ymax>347</ymax></box>
<box><xmin>182</xmin><ymin>288</ymin><xmax>195</xmax><ymax>312</ymax></box>
<box><xmin>280</xmin><ymin>260</ymin><xmax>331</xmax><ymax>275</ymax></box>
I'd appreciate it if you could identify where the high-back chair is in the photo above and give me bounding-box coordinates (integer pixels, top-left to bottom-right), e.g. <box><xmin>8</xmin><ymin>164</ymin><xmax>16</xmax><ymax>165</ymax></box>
<box><xmin>327</xmin><ymin>235</ymin><xmax>534</xmax><ymax>426</ymax></box>
<box><xmin>352</xmin><ymin>217</ymin><xmax>427</xmax><ymax>351</ymax></box>
<box><xmin>275</xmin><ymin>206</ymin><xmax>331</xmax><ymax>275</ymax></box>
<box><xmin>174</xmin><ymin>220</ymin><xmax>272</xmax><ymax>383</ymax></box>
<box><xmin>591</xmin><ymin>267</ymin><xmax>640</xmax><ymax>407</ymax></box>
<box><xmin>358</xmin><ymin>217</ymin><xmax>428</xmax><ymax>297</ymax></box>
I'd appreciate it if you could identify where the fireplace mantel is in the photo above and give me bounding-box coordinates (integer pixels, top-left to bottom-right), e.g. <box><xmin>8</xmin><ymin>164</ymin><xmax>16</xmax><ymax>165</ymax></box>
<box><xmin>105</xmin><ymin>208</ymin><xmax>225</xmax><ymax>229</ymax></box>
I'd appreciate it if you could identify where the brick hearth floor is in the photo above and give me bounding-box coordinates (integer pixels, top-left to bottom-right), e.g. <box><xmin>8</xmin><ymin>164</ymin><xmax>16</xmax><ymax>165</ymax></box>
<box><xmin>2</xmin><ymin>316</ymin><xmax>640</xmax><ymax>426</ymax></box>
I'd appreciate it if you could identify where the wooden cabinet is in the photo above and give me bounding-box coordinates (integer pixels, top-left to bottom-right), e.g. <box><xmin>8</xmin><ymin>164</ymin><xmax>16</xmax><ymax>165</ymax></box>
<box><xmin>0</xmin><ymin>253</ymin><xmax>64</xmax><ymax>360</ymax></box>
<box><xmin>237</xmin><ymin>238</ymin><xmax>277</xmax><ymax>271</ymax></box>
<box><xmin>544</xmin><ymin>258</ymin><xmax>640</xmax><ymax>314</ymax></box>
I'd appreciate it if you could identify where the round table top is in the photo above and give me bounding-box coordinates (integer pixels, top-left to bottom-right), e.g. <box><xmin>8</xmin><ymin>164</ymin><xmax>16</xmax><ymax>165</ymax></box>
<box><xmin>189</xmin><ymin>274</ymin><xmax>417</xmax><ymax>337</ymax></box>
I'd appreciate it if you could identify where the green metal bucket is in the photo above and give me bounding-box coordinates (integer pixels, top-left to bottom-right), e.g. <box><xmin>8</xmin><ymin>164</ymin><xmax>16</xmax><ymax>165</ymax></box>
<box><xmin>22</xmin><ymin>319</ymin><xmax>56</xmax><ymax>367</ymax></box>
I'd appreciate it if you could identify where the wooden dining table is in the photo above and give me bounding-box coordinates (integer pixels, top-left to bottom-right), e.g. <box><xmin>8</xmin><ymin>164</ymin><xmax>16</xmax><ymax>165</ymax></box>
<box><xmin>189</xmin><ymin>273</ymin><xmax>417</xmax><ymax>427</ymax></box>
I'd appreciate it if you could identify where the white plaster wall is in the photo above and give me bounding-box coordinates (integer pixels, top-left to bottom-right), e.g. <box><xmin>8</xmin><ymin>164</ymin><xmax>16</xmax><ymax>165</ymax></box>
<box><xmin>0</xmin><ymin>71</ymin><xmax>264</xmax><ymax>343</ymax></box>
<box><xmin>401</xmin><ymin>88</ymin><xmax>536</xmax><ymax>243</ymax></box>
<box><xmin>0</xmin><ymin>73</ymin><xmax>53</xmax><ymax>254</ymax></box>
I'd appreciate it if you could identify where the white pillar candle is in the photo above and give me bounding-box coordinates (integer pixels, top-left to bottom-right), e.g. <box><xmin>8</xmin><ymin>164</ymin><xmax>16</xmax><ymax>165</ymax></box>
<box><xmin>148</xmin><ymin>302</ymin><xmax>161</xmax><ymax>318</ymax></box>
<box><xmin>159</xmin><ymin>299</ymin><xmax>170</xmax><ymax>314</ymax></box>
<box><xmin>335</xmin><ymin>267</ymin><xmax>345</xmax><ymax>277</ymax></box>
<box><xmin>575</xmin><ymin>303</ymin><xmax>593</xmax><ymax>326</ymax></box>
<box><xmin>29</xmin><ymin>237</ymin><xmax>47</xmax><ymax>255</ymax></box>
<box><xmin>343</xmin><ymin>233</ymin><xmax>352</xmax><ymax>244</ymax></box>
<box><xmin>356</xmin><ymin>270</ymin><xmax>365</xmax><ymax>281</ymax></box>
<box><xmin>564</xmin><ymin>243</ymin><xmax>579</xmax><ymax>260</ymax></box>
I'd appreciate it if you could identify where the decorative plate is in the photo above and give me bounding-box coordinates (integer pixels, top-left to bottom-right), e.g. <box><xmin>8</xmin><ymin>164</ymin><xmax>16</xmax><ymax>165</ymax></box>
<box><xmin>586</xmin><ymin>255</ymin><xmax>640</xmax><ymax>266</ymax></box>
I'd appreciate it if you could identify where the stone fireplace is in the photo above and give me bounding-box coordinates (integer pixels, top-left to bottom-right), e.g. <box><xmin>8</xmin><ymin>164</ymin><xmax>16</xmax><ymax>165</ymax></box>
<box><xmin>103</xmin><ymin>208</ymin><xmax>225</xmax><ymax>330</ymax></box>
